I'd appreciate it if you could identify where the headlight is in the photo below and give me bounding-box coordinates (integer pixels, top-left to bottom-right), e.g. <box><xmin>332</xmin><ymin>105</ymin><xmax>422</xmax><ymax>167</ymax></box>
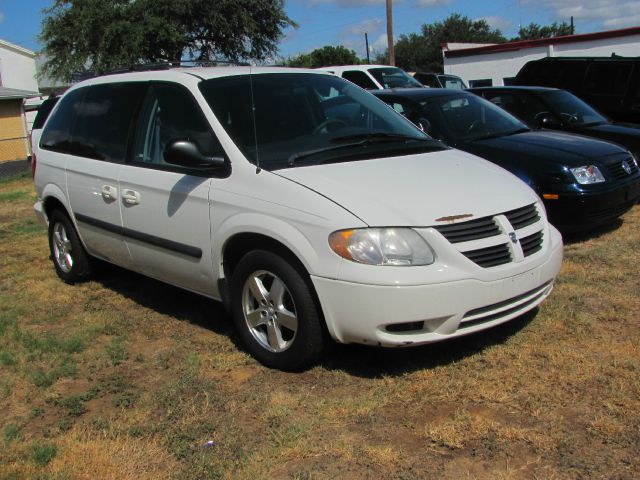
<box><xmin>329</xmin><ymin>228</ymin><xmax>434</xmax><ymax>266</ymax></box>
<box><xmin>570</xmin><ymin>165</ymin><xmax>605</xmax><ymax>184</ymax></box>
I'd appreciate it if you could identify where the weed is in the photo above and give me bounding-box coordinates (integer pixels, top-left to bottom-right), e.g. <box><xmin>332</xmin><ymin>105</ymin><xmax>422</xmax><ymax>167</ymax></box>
<box><xmin>31</xmin><ymin>442</ymin><xmax>58</xmax><ymax>466</ymax></box>
<box><xmin>105</xmin><ymin>337</ymin><xmax>128</xmax><ymax>366</ymax></box>
<box><xmin>31</xmin><ymin>407</ymin><xmax>45</xmax><ymax>417</ymax></box>
<box><xmin>0</xmin><ymin>349</ymin><xmax>18</xmax><ymax>366</ymax></box>
<box><xmin>0</xmin><ymin>190</ymin><xmax>29</xmax><ymax>202</ymax></box>
<box><xmin>4</xmin><ymin>423</ymin><xmax>22</xmax><ymax>443</ymax></box>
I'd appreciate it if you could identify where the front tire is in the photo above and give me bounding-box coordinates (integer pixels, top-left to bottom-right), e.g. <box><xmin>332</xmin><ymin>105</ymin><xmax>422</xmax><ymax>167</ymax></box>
<box><xmin>48</xmin><ymin>210</ymin><xmax>93</xmax><ymax>284</ymax></box>
<box><xmin>230</xmin><ymin>250</ymin><xmax>324</xmax><ymax>371</ymax></box>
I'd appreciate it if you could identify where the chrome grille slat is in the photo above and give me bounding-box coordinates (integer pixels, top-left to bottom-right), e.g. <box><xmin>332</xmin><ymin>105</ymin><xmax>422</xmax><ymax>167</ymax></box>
<box><xmin>606</xmin><ymin>159</ymin><xmax>639</xmax><ymax>180</ymax></box>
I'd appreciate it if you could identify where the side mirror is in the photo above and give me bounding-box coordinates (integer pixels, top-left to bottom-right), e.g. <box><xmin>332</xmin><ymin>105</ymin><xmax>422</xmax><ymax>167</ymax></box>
<box><xmin>163</xmin><ymin>140</ymin><xmax>226</xmax><ymax>170</ymax></box>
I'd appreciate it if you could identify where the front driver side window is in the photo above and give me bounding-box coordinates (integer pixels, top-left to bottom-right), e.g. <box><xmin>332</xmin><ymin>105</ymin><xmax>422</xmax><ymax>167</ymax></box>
<box><xmin>132</xmin><ymin>83</ymin><xmax>224</xmax><ymax>167</ymax></box>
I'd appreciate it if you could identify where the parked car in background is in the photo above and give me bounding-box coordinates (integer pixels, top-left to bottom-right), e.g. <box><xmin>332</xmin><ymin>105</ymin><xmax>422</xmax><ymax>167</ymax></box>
<box><xmin>469</xmin><ymin>86</ymin><xmax>640</xmax><ymax>160</ymax></box>
<box><xmin>33</xmin><ymin>67</ymin><xmax>562</xmax><ymax>370</ymax></box>
<box><xmin>514</xmin><ymin>56</ymin><xmax>640</xmax><ymax>123</ymax></box>
<box><xmin>316</xmin><ymin>65</ymin><xmax>423</xmax><ymax>90</ymax></box>
<box><xmin>374</xmin><ymin>88</ymin><xmax>640</xmax><ymax>232</ymax></box>
<box><xmin>413</xmin><ymin>72</ymin><xmax>467</xmax><ymax>89</ymax></box>
<box><xmin>28</xmin><ymin>95</ymin><xmax>59</xmax><ymax>176</ymax></box>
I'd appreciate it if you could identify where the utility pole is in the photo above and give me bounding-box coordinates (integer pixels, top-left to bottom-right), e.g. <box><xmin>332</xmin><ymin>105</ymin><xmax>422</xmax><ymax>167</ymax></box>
<box><xmin>365</xmin><ymin>33</ymin><xmax>371</xmax><ymax>63</ymax></box>
<box><xmin>386</xmin><ymin>0</ymin><xmax>395</xmax><ymax>65</ymax></box>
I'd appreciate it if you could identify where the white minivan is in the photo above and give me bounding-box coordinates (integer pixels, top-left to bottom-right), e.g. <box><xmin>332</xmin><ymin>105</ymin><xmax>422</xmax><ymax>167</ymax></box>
<box><xmin>34</xmin><ymin>67</ymin><xmax>563</xmax><ymax>370</ymax></box>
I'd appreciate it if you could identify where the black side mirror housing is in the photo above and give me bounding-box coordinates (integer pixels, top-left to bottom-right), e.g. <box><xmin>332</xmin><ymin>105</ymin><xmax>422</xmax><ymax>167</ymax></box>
<box><xmin>164</xmin><ymin>140</ymin><xmax>226</xmax><ymax>170</ymax></box>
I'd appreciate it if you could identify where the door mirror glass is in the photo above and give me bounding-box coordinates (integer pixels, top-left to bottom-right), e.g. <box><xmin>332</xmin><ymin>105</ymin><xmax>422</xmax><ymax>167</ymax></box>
<box><xmin>164</xmin><ymin>140</ymin><xmax>226</xmax><ymax>170</ymax></box>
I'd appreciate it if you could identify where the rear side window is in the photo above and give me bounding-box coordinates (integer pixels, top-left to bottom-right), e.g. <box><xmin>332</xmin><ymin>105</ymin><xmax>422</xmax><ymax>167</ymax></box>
<box><xmin>41</xmin><ymin>83</ymin><xmax>145</xmax><ymax>161</ymax></box>
<box><xmin>342</xmin><ymin>70</ymin><xmax>378</xmax><ymax>90</ymax></box>
<box><xmin>40</xmin><ymin>89</ymin><xmax>84</xmax><ymax>153</ymax></box>
<box><xmin>72</xmin><ymin>83</ymin><xmax>146</xmax><ymax>161</ymax></box>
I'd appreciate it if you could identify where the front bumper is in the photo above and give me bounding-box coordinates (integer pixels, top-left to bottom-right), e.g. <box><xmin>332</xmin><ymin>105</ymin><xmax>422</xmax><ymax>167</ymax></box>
<box><xmin>544</xmin><ymin>177</ymin><xmax>640</xmax><ymax>230</ymax></box>
<box><xmin>312</xmin><ymin>228</ymin><xmax>563</xmax><ymax>347</ymax></box>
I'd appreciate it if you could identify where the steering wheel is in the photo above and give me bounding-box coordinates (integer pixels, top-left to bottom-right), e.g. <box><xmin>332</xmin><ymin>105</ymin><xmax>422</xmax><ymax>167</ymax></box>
<box><xmin>313</xmin><ymin>118</ymin><xmax>348</xmax><ymax>134</ymax></box>
<box><xmin>560</xmin><ymin>112</ymin><xmax>579</xmax><ymax>124</ymax></box>
<box><xmin>466</xmin><ymin>120</ymin><xmax>482</xmax><ymax>135</ymax></box>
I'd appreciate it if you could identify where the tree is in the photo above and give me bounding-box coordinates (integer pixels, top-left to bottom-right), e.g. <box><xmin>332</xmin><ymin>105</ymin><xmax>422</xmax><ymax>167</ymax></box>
<box><xmin>286</xmin><ymin>46</ymin><xmax>360</xmax><ymax>68</ymax></box>
<box><xmin>39</xmin><ymin>0</ymin><xmax>295</xmax><ymax>81</ymax></box>
<box><xmin>514</xmin><ymin>21</ymin><xmax>573</xmax><ymax>41</ymax></box>
<box><xmin>392</xmin><ymin>14</ymin><xmax>506</xmax><ymax>73</ymax></box>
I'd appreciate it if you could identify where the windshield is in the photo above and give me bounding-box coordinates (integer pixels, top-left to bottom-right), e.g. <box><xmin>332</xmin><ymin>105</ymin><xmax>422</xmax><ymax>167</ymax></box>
<box><xmin>541</xmin><ymin>90</ymin><xmax>608</xmax><ymax>126</ymax></box>
<box><xmin>199</xmin><ymin>73</ymin><xmax>439</xmax><ymax>170</ymax></box>
<box><xmin>368</xmin><ymin>67</ymin><xmax>424</xmax><ymax>89</ymax></box>
<box><xmin>438</xmin><ymin>75</ymin><xmax>467</xmax><ymax>89</ymax></box>
<box><xmin>427</xmin><ymin>93</ymin><xmax>529</xmax><ymax>141</ymax></box>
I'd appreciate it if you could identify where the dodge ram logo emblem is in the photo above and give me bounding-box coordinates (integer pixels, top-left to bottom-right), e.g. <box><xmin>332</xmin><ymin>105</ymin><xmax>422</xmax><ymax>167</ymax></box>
<box><xmin>509</xmin><ymin>232</ymin><xmax>518</xmax><ymax>244</ymax></box>
<box><xmin>622</xmin><ymin>160</ymin><xmax>632</xmax><ymax>175</ymax></box>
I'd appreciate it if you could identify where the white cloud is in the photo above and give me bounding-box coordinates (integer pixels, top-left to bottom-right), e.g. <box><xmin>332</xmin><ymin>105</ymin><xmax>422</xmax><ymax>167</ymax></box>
<box><xmin>342</xmin><ymin>18</ymin><xmax>383</xmax><ymax>36</ymax></box>
<box><xmin>525</xmin><ymin>0</ymin><xmax>640</xmax><ymax>29</ymax></box>
<box><xmin>415</xmin><ymin>0</ymin><xmax>452</xmax><ymax>6</ymax></box>
<box><xmin>476</xmin><ymin>16</ymin><xmax>513</xmax><ymax>32</ymax></box>
<box><xmin>309</xmin><ymin>0</ymin><xmax>386</xmax><ymax>6</ymax></box>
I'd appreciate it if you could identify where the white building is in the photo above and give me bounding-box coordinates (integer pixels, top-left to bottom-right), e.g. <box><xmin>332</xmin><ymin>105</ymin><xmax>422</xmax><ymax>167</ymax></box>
<box><xmin>442</xmin><ymin>26</ymin><xmax>640</xmax><ymax>88</ymax></box>
<box><xmin>0</xmin><ymin>39</ymin><xmax>39</xmax><ymax>92</ymax></box>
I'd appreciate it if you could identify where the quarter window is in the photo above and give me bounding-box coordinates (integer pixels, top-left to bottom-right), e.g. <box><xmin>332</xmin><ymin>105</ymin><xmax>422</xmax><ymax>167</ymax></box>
<box><xmin>585</xmin><ymin>63</ymin><xmax>633</xmax><ymax>96</ymax></box>
<box><xmin>40</xmin><ymin>89</ymin><xmax>84</xmax><ymax>153</ymax></box>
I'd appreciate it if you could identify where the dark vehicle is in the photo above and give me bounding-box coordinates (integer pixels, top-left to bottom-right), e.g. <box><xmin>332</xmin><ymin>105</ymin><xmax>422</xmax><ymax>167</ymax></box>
<box><xmin>469</xmin><ymin>86</ymin><xmax>640</xmax><ymax>160</ymax></box>
<box><xmin>373</xmin><ymin>88</ymin><xmax>640</xmax><ymax>232</ymax></box>
<box><xmin>514</xmin><ymin>56</ymin><xmax>640</xmax><ymax>123</ymax></box>
<box><xmin>413</xmin><ymin>72</ymin><xmax>467</xmax><ymax>89</ymax></box>
<box><xmin>29</xmin><ymin>96</ymin><xmax>60</xmax><ymax>176</ymax></box>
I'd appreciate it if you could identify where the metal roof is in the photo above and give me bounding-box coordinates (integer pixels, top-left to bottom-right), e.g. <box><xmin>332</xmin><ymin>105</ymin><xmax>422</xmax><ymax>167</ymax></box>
<box><xmin>0</xmin><ymin>87</ymin><xmax>40</xmax><ymax>100</ymax></box>
<box><xmin>443</xmin><ymin>26</ymin><xmax>640</xmax><ymax>59</ymax></box>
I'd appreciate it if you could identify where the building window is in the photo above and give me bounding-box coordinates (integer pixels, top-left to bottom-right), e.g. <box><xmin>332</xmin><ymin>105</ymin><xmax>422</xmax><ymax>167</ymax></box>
<box><xmin>469</xmin><ymin>79</ymin><xmax>492</xmax><ymax>88</ymax></box>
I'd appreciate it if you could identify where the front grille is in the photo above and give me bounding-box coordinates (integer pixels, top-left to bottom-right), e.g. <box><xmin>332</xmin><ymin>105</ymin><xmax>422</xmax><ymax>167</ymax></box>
<box><xmin>520</xmin><ymin>231</ymin><xmax>543</xmax><ymax>257</ymax></box>
<box><xmin>462</xmin><ymin>243</ymin><xmax>511</xmax><ymax>268</ymax></box>
<box><xmin>433</xmin><ymin>216</ymin><xmax>500</xmax><ymax>243</ymax></box>
<box><xmin>606</xmin><ymin>158</ymin><xmax>639</xmax><ymax>180</ymax></box>
<box><xmin>504</xmin><ymin>203</ymin><xmax>539</xmax><ymax>230</ymax></box>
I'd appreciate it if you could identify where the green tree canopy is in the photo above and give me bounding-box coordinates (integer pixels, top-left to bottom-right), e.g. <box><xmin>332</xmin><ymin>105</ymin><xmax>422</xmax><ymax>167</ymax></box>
<box><xmin>39</xmin><ymin>0</ymin><xmax>295</xmax><ymax>81</ymax></box>
<box><xmin>377</xmin><ymin>14</ymin><xmax>506</xmax><ymax>73</ymax></box>
<box><xmin>513</xmin><ymin>21</ymin><xmax>573</xmax><ymax>41</ymax></box>
<box><xmin>286</xmin><ymin>45</ymin><xmax>361</xmax><ymax>68</ymax></box>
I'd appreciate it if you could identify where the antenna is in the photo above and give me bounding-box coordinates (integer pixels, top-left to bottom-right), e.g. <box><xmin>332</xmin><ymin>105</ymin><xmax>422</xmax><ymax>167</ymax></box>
<box><xmin>248</xmin><ymin>67</ymin><xmax>261</xmax><ymax>174</ymax></box>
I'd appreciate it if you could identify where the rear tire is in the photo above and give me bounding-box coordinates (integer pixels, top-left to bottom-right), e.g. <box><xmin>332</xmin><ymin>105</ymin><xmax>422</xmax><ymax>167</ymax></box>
<box><xmin>48</xmin><ymin>210</ymin><xmax>93</xmax><ymax>284</ymax></box>
<box><xmin>230</xmin><ymin>250</ymin><xmax>324</xmax><ymax>371</ymax></box>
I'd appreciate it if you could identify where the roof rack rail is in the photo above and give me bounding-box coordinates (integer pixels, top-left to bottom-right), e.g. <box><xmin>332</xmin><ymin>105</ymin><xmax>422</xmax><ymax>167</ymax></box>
<box><xmin>72</xmin><ymin>59</ymin><xmax>252</xmax><ymax>82</ymax></box>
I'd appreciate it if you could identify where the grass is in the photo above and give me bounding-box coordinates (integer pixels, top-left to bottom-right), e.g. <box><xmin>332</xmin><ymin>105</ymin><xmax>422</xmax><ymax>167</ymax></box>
<box><xmin>0</xmin><ymin>175</ymin><xmax>639</xmax><ymax>479</ymax></box>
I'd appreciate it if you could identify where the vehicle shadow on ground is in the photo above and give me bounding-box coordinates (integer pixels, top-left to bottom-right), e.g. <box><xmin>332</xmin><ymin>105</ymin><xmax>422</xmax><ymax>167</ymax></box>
<box><xmin>319</xmin><ymin>309</ymin><xmax>538</xmax><ymax>378</ymax></box>
<box><xmin>95</xmin><ymin>261</ymin><xmax>240</xmax><ymax>343</ymax></box>
<box><xmin>94</xmin><ymin>260</ymin><xmax>538</xmax><ymax>377</ymax></box>
<box><xmin>562</xmin><ymin>218</ymin><xmax>623</xmax><ymax>245</ymax></box>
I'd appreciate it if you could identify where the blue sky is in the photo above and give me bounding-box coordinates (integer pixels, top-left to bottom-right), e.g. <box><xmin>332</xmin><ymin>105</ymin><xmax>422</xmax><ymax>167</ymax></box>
<box><xmin>1</xmin><ymin>0</ymin><xmax>638</xmax><ymax>60</ymax></box>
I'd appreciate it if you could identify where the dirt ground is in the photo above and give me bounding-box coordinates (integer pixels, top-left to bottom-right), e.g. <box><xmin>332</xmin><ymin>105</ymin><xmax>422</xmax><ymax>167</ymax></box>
<box><xmin>1</xmin><ymin>174</ymin><xmax>639</xmax><ymax>479</ymax></box>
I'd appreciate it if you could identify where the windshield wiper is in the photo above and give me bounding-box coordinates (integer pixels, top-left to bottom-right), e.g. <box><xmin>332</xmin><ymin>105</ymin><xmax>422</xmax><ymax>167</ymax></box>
<box><xmin>330</xmin><ymin>132</ymin><xmax>430</xmax><ymax>144</ymax></box>
<box><xmin>288</xmin><ymin>135</ymin><xmax>439</xmax><ymax>166</ymax></box>
<box><xmin>471</xmin><ymin>128</ymin><xmax>529</xmax><ymax>141</ymax></box>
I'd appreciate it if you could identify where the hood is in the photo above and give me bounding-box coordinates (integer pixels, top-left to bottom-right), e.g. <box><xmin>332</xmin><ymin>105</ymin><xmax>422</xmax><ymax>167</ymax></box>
<box><xmin>469</xmin><ymin>130</ymin><xmax>627</xmax><ymax>166</ymax></box>
<box><xmin>275</xmin><ymin>149</ymin><xmax>537</xmax><ymax>227</ymax></box>
<box><xmin>576</xmin><ymin>123</ymin><xmax>640</xmax><ymax>156</ymax></box>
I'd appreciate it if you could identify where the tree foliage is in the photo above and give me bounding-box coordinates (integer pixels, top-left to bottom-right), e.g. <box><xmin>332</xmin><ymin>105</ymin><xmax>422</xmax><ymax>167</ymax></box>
<box><xmin>514</xmin><ymin>21</ymin><xmax>573</xmax><ymax>41</ymax></box>
<box><xmin>286</xmin><ymin>45</ymin><xmax>361</xmax><ymax>68</ymax></box>
<box><xmin>390</xmin><ymin>14</ymin><xmax>506</xmax><ymax>73</ymax></box>
<box><xmin>39</xmin><ymin>0</ymin><xmax>295</xmax><ymax>81</ymax></box>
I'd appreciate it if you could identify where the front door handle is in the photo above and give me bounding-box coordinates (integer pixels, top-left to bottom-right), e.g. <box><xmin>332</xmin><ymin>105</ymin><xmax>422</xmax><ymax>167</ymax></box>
<box><xmin>121</xmin><ymin>189</ymin><xmax>140</xmax><ymax>205</ymax></box>
<box><xmin>101</xmin><ymin>185</ymin><xmax>117</xmax><ymax>201</ymax></box>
